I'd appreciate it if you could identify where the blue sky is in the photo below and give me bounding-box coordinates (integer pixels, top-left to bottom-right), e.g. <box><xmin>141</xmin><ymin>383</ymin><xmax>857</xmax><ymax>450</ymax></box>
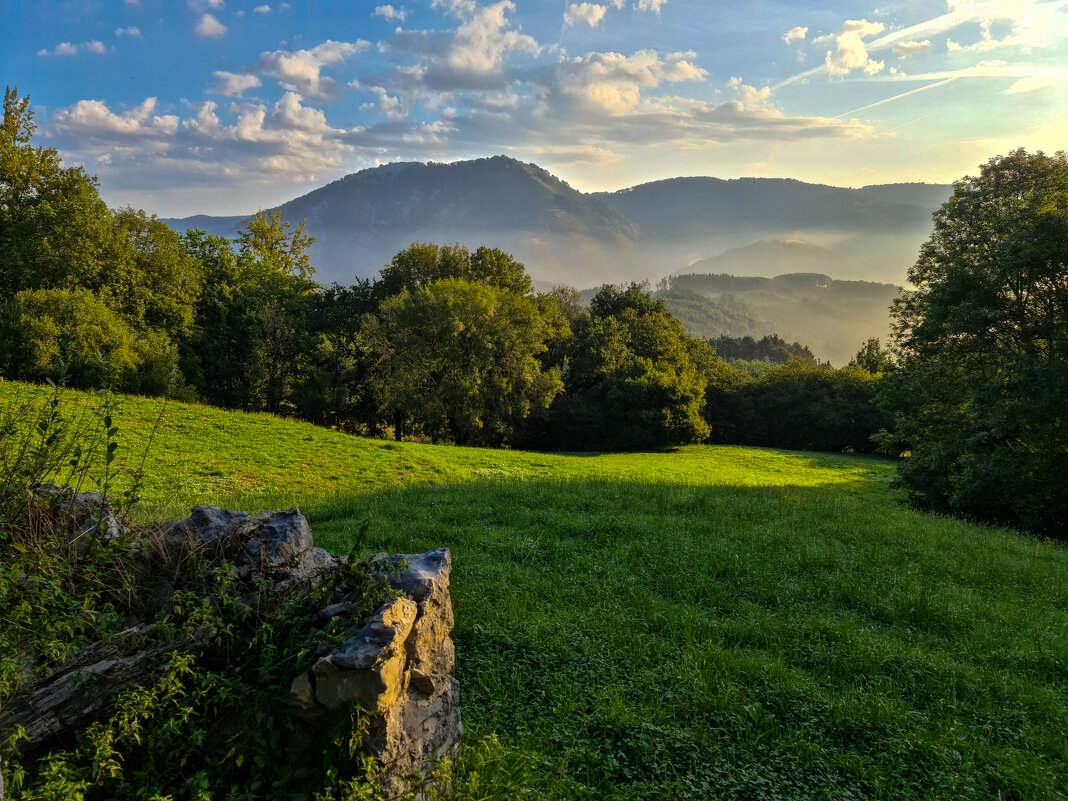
<box><xmin>3</xmin><ymin>0</ymin><xmax>1066</xmax><ymax>216</ymax></box>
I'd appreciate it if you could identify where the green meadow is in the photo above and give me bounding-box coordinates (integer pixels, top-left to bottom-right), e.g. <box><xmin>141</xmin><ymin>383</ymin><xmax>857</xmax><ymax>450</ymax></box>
<box><xmin>3</xmin><ymin>381</ymin><xmax>1066</xmax><ymax>800</ymax></box>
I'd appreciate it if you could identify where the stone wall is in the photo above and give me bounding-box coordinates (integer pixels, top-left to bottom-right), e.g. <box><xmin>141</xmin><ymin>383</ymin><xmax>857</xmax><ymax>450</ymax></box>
<box><xmin>0</xmin><ymin>493</ymin><xmax>461</xmax><ymax>800</ymax></box>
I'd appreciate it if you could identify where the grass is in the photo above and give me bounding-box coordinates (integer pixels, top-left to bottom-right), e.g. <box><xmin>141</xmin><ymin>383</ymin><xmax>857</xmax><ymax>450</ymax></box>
<box><xmin>3</xmin><ymin>381</ymin><xmax>1066</xmax><ymax>799</ymax></box>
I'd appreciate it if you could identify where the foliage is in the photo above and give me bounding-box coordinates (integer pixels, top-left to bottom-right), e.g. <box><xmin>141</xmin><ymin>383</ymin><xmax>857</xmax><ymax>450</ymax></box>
<box><xmin>709</xmin><ymin>334</ymin><xmax>815</xmax><ymax>364</ymax></box>
<box><xmin>537</xmin><ymin>283</ymin><xmax>713</xmax><ymax>450</ymax></box>
<box><xmin>880</xmin><ymin>149</ymin><xmax>1068</xmax><ymax>536</ymax></box>
<box><xmin>376</xmin><ymin>242</ymin><xmax>533</xmax><ymax>298</ymax></box>
<box><xmin>363</xmin><ymin>278</ymin><xmax>562</xmax><ymax>446</ymax></box>
<box><xmin>849</xmin><ymin>337</ymin><xmax>893</xmax><ymax>375</ymax></box>
<box><xmin>238</xmin><ymin>209</ymin><xmax>317</xmax><ymax>279</ymax></box>
<box><xmin>705</xmin><ymin>358</ymin><xmax>886</xmax><ymax>452</ymax></box>
<box><xmin>0</xmin><ymin>288</ymin><xmax>179</xmax><ymax>395</ymax></box>
<box><xmin>0</xmin><ymin>385</ymin><xmax>398</xmax><ymax>800</ymax></box>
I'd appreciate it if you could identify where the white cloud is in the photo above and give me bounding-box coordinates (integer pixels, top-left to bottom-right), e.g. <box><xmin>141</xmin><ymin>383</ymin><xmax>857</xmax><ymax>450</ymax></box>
<box><xmin>210</xmin><ymin>71</ymin><xmax>263</xmax><ymax>97</ymax></box>
<box><xmin>39</xmin><ymin>40</ymin><xmax>107</xmax><ymax>56</ymax></box>
<box><xmin>195</xmin><ymin>13</ymin><xmax>228</xmax><ymax>38</ymax></box>
<box><xmin>550</xmin><ymin>50</ymin><xmax>706</xmax><ymax>115</ymax></box>
<box><xmin>565</xmin><ymin>3</ymin><xmax>607</xmax><ymax>27</ymax></box>
<box><xmin>360</xmin><ymin>86</ymin><xmax>405</xmax><ymax>118</ymax></box>
<box><xmin>115</xmin><ymin>26</ymin><xmax>142</xmax><ymax>38</ymax></box>
<box><xmin>893</xmin><ymin>40</ymin><xmax>931</xmax><ymax>57</ymax></box>
<box><xmin>1003</xmin><ymin>74</ymin><xmax>1063</xmax><ymax>94</ymax></box>
<box><xmin>636</xmin><ymin>0</ymin><xmax>667</xmax><ymax>13</ymax></box>
<box><xmin>254</xmin><ymin>4</ymin><xmax>271</xmax><ymax>13</ymax></box>
<box><xmin>818</xmin><ymin>19</ymin><xmax>885</xmax><ymax>77</ymax></box>
<box><xmin>782</xmin><ymin>26</ymin><xmax>808</xmax><ymax>44</ymax></box>
<box><xmin>947</xmin><ymin>15</ymin><xmax>1048</xmax><ymax>53</ymax></box>
<box><xmin>252</xmin><ymin>40</ymin><xmax>370</xmax><ymax>101</ymax></box>
<box><xmin>446</xmin><ymin>1</ymin><xmax>540</xmax><ymax>75</ymax></box>
<box><xmin>374</xmin><ymin>5</ymin><xmax>407</xmax><ymax>22</ymax></box>
<box><xmin>50</xmin><ymin>92</ymin><xmax>351</xmax><ymax>192</ymax></box>
<box><xmin>52</xmin><ymin>97</ymin><xmax>179</xmax><ymax>138</ymax></box>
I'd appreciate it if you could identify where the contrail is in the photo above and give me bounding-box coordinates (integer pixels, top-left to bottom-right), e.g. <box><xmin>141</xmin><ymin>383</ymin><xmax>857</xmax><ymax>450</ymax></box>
<box><xmin>834</xmin><ymin>78</ymin><xmax>956</xmax><ymax>119</ymax></box>
<box><xmin>881</xmin><ymin>115</ymin><xmax>931</xmax><ymax>134</ymax></box>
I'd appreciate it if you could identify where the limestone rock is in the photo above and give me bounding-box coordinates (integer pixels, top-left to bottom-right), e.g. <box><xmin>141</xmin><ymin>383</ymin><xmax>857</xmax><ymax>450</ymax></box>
<box><xmin>312</xmin><ymin>597</ymin><xmax>418</xmax><ymax>713</ymax></box>
<box><xmin>241</xmin><ymin>507</ymin><xmax>313</xmax><ymax>568</ymax></box>
<box><xmin>187</xmin><ymin>505</ymin><xmax>249</xmax><ymax>540</ymax></box>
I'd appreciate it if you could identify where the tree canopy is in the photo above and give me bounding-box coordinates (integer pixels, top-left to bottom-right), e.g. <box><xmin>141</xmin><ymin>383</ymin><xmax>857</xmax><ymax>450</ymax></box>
<box><xmin>880</xmin><ymin>149</ymin><xmax>1068</xmax><ymax>535</ymax></box>
<box><xmin>363</xmin><ymin>277</ymin><xmax>562</xmax><ymax>446</ymax></box>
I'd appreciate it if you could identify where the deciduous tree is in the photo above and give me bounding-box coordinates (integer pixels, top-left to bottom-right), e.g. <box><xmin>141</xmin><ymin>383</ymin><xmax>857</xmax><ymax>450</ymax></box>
<box><xmin>880</xmin><ymin>149</ymin><xmax>1068</xmax><ymax>535</ymax></box>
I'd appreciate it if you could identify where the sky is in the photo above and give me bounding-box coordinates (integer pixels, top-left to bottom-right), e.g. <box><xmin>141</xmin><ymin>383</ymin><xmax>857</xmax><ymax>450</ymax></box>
<box><xmin>3</xmin><ymin>0</ymin><xmax>1066</xmax><ymax>216</ymax></box>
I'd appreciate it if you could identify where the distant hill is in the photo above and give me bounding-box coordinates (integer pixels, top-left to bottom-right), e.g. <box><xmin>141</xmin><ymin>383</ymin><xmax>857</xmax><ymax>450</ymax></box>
<box><xmin>594</xmin><ymin>177</ymin><xmax>948</xmax><ymax>282</ymax></box>
<box><xmin>655</xmin><ymin>269</ymin><xmax>901</xmax><ymax>365</ymax></box>
<box><xmin>681</xmin><ymin>238</ymin><xmax>849</xmax><ymax>278</ymax></box>
<box><xmin>163</xmin><ymin>156</ymin><xmax>951</xmax><ymax>287</ymax></box>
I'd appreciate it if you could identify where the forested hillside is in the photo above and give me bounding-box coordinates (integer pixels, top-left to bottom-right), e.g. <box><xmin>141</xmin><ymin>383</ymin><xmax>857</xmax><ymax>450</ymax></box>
<box><xmin>656</xmin><ymin>269</ymin><xmax>899</xmax><ymax>364</ymax></box>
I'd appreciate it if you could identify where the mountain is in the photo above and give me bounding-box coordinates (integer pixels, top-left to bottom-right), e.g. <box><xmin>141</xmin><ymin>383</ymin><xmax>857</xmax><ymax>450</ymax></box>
<box><xmin>165</xmin><ymin>156</ymin><xmax>639</xmax><ymax>285</ymax></box>
<box><xmin>163</xmin><ymin>156</ymin><xmax>951</xmax><ymax>286</ymax></box>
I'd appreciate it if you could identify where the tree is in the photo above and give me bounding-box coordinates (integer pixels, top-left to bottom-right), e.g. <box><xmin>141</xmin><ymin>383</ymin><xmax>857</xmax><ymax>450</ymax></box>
<box><xmin>363</xmin><ymin>278</ymin><xmax>562</xmax><ymax>446</ymax></box>
<box><xmin>238</xmin><ymin>209</ymin><xmax>317</xmax><ymax>279</ymax></box>
<box><xmin>850</xmin><ymin>337</ymin><xmax>893</xmax><ymax>375</ymax></box>
<box><xmin>542</xmin><ymin>283</ymin><xmax>712</xmax><ymax>450</ymax></box>
<box><xmin>376</xmin><ymin>242</ymin><xmax>533</xmax><ymax>299</ymax></box>
<box><xmin>880</xmin><ymin>149</ymin><xmax>1068</xmax><ymax>535</ymax></box>
<box><xmin>1</xmin><ymin>87</ymin><xmax>128</xmax><ymax>302</ymax></box>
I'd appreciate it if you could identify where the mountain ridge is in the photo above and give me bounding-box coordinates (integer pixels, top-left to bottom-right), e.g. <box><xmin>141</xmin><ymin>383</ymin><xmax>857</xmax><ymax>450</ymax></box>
<box><xmin>163</xmin><ymin>155</ymin><xmax>950</xmax><ymax>286</ymax></box>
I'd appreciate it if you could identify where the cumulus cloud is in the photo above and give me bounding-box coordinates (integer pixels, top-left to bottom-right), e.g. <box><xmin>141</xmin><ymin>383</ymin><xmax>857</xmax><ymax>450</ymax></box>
<box><xmin>50</xmin><ymin>92</ymin><xmax>350</xmax><ymax>192</ymax></box>
<box><xmin>782</xmin><ymin>26</ymin><xmax>807</xmax><ymax>43</ymax></box>
<box><xmin>360</xmin><ymin>86</ymin><xmax>405</xmax><ymax>118</ymax></box>
<box><xmin>38</xmin><ymin>40</ymin><xmax>106</xmax><ymax>56</ymax></box>
<box><xmin>252</xmin><ymin>40</ymin><xmax>370</xmax><ymax>101</ymax></box>
<box><xmin>374</xmin><ymin>5</ymin><xmax>407</xmax><ymax>22</ymax></box>
<box><xmin>115</xmin><ymin>27</ymin><xmax>142</xmax><ymax>38</ymax></box>
<box><xmin>195</xmin><ymin>13</ymin><xmax>228</xmax><ymax>38</ymax></box>
<box><xmin>565</xmin><ymin>3</ymin><xmax>607</xmax><ymax>27</ymax></box>
<box><xmin>636</xmin><ymin>0</ymin><xmax>667</xmax><ymax>13</ymax></box>
<box><xmin>818</xmin><ymin>19</ymin><xmax>885</xmax><ymax>77</ymax></box>
<box><xmin>894</xmin><ymin>40</ymin><xmax>931</xmax><ymax>57</ymax></box>
<box><xmin>445</xmin><ymin>1</ymin><xmax>540</xmax><ymax>75</ymax></box>
<box><xmin>254</xmin><ymin>5</ymin><xmax>271</xmax><ymax>13</ymax></box>
<box><xmin>210</xmin><ymin>71</ymin><xmax>263</xmax><ymax>97</ymax></box>
<box><xmin>52</xmin><ymin>97</ymin><xmax>179</xmax><ymax>139</ymax></box>
<box><xmin>551</xmin><ymin>49</ymin><xmax>706</xmax><ymax>115</ymax></box>
<box><xmin>40</xmin><ymin>2</ymin><xmax>885</xmax><ymax>202</ymax></box>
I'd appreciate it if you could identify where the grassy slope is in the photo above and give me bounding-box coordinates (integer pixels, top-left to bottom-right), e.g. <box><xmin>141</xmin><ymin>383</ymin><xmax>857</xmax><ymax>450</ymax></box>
<box><xmin>3</xmin><ymin>382</ymin><xmax>1066</xmax><ymax>800</ymax></box>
